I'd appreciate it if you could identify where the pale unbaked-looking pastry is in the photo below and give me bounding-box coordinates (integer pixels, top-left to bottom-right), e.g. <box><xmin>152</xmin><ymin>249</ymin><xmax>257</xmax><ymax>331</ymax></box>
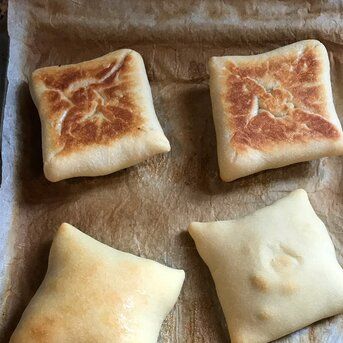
<box><xmin>209</xmin><ymin>40</ymin><xmax>343</xmax><ymax>182</ymax></box>
<box><xmin>30</xmin><ymin>49</ymin><xmax>170</xmax><ymax>182</ymax></box>
<box><xmin>10</xmin><ymin>223</ymin><xmax>185</xmax><ymax>343</ymax></box>
<box><xmin>189</xmin><ymin>189</ymin><xmax>343</xmax><ymax>343</ymax></box>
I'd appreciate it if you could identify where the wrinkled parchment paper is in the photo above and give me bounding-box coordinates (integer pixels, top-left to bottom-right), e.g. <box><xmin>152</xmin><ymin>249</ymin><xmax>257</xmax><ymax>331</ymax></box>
<box><xmin>1</xmin><ymin>1</ymin><xmax>343</xmax><ymax>342</ymax></box>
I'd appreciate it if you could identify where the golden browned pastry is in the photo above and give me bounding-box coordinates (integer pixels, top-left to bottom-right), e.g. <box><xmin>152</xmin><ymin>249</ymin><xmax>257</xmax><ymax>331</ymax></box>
<box><xmin>30</xmin><ymin>49</ymin><xmax>170</xmax><ymax>182</ymax></box>
<box><xmin>10</xmin><ymin>223</ymin><xmax>185</xmax><ymax>342</ymax></box>
<box><xmin>209</xmin><ymin>40</ymin><xmax>343</xmax><ymax>181</ymax></box>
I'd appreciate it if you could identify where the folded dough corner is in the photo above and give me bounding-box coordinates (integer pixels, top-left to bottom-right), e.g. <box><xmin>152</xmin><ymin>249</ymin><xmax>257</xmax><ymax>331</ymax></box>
<box><xmin>10</xmin><ymin>223</ymin><xmax>185</xmax><ymax>343</ymax></box>
<box><xmin>189</xmin><ymin>189</ymin><xmax>343</xmax><ymax>343</ymax></box>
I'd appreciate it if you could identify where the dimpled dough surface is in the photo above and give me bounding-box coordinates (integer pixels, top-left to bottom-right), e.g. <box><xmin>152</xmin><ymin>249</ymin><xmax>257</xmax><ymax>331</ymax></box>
<box><xmin>189</xmin><ymin>189</ymin><xmax>343</xmax><ymax>343</ymax></box>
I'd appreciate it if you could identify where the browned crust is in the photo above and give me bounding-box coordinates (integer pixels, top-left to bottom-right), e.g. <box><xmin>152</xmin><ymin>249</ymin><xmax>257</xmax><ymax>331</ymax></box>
<box><xmin>224</xmin><ymin>46</ymin><xmax>340</xmax><ymax>151</ymax></box>
<box><xmin>34</xmin><ymin>52</ymin><xmax>144</xmax><ymax>155</ymax></box>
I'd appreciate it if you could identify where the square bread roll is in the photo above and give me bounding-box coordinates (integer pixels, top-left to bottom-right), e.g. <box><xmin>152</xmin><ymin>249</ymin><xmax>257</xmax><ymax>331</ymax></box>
<box><xmin>209</xmin><ymin>40</ymin><xmax>343</xmax><ymax>182</ymax></box>
<box><xmin>30</xmin><ymin>49</ymin><xmax>170</xmax><ymax>182</ymax></box>
<box><xmin>189</xmin><ymin>189</ymin><xmax>343</xmax><ymax>343</ymax></box>
<box><xmin>10</xmin><ymin>223</ymin><xmax>185</xmax><ymax>343</ymax></box>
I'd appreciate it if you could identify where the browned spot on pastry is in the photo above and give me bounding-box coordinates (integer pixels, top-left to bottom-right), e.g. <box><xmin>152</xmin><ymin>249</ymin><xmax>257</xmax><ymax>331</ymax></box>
<box><xmin>256</xmin><ymin>309</ymin><xmax>272</xmax><ymax>321</ymax></box>
<box><xmin>225</xmin><ymin>46</ymin><xmax>340</xmax><ymax>151</ymax></box>
<box><xmin>271</xmin><ymin>244</ymin><xmax>302</xmax><ymax>273</ymax></box>
<box><xmin>271</xmin><ymin>254</ymin><xmax>299</xmax><ymax>272</ymax></box>
<box><xmin>94</xmin><ymin>62</ymin><xmax>117</xmax><ymax>79</ymax></box>
<box><xmin>29</xmin><ymin>317</ymin><xmax>56</xmax><ymax>340</ymax></box>
<box><xmin>250</xmin><ymin>275</ymin><xmax>269</xmax><ymax>293</ymax></box>
<box><xmin>120</xmin><ymin>53</ymin><xmax>134</xmax><ymax>74</ymax></box>
<box><xmin>271</xmin><ymin>254</ymin><xmax>294</xmax><ymax>271</ymax></box>
<box><xmin>43</xmin><ymin>90</ymin><xmax>70</xmax><ymax>114</ymax></box>
<box><xmin>280</xmin><ymin>281</ymin><xmax>298</xmax><ymax>295</ymax></box>
<box><xmin>37</xmin><ymin>52</ymin><xmax>144</xmax><ymax>155</ymax></box>
<box><xmin>44</xmin><ymin>68</ymin><xmax>84</xmax><ymax>90</ymax></box>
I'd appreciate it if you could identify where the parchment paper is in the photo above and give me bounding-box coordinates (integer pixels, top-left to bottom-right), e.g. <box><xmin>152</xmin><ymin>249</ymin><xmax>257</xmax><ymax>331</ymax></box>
<box><xmin>1</xmin><ymin>1</ymin><xmax>343</xmax><ymax>342</ymax></box>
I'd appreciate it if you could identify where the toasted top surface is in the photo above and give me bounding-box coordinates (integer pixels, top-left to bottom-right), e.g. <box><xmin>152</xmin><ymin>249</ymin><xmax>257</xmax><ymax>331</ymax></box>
<box><xmin>31</xmin><ymin>50</ymin><xmax>145</xmax><ymax>155</ymax></box>
<box><xmin>211</xmin><ymin>41</ymin><xmax>341</xmax><ymax>152</ymax></box>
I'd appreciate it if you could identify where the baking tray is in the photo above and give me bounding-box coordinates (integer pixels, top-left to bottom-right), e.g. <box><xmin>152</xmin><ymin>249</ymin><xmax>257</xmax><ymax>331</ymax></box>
<box><xmin>0</xmin><ymin>0</ymin><xmax>8</xmax><ymax>186</ymax></box>
<box><xmin>1</xmin><ymin>1</ymin><xmax>343</xmax><ymax>342</ymax></box>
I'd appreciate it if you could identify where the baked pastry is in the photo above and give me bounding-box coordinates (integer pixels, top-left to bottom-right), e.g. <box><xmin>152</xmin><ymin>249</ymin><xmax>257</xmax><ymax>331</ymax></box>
<box><xmin>10</xmin><ymin>223</ymin><xmax>185</xmax><ymax>343</ymax></box>
<box><xmin>30</xmin><ymin>49</ymin><xmax>170</xmax><ymax>182</ymax></box>
<box><xmin>189</xmin><ymin>189</ymin><xmax>343</xmax><ymax>343</ymax></box>
<box><xmin>209</xmin><ymin>40</ymin><xmax>343</xmax><ymax>181</ymax></box>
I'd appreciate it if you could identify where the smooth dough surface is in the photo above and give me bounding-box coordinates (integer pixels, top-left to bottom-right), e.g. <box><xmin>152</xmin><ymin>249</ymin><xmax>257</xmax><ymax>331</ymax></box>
<box><xmin>209</xmin><ymin>40</ymin><xmax>343</xmax><ymax>182</ymax></box>
<box><xmin>10</xmin><ymin>223</ymin><xmax>185</xmax><ymax>343</ymax></box>
<box><xmin>189</xmin><ymin>189</ymin><xmax>343</xmax><ymax>343</ymax></box>
<box><xmin>30</xmin><ymin>49</ymin><xmax>170</xmax><ymax>182</ymax></box>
